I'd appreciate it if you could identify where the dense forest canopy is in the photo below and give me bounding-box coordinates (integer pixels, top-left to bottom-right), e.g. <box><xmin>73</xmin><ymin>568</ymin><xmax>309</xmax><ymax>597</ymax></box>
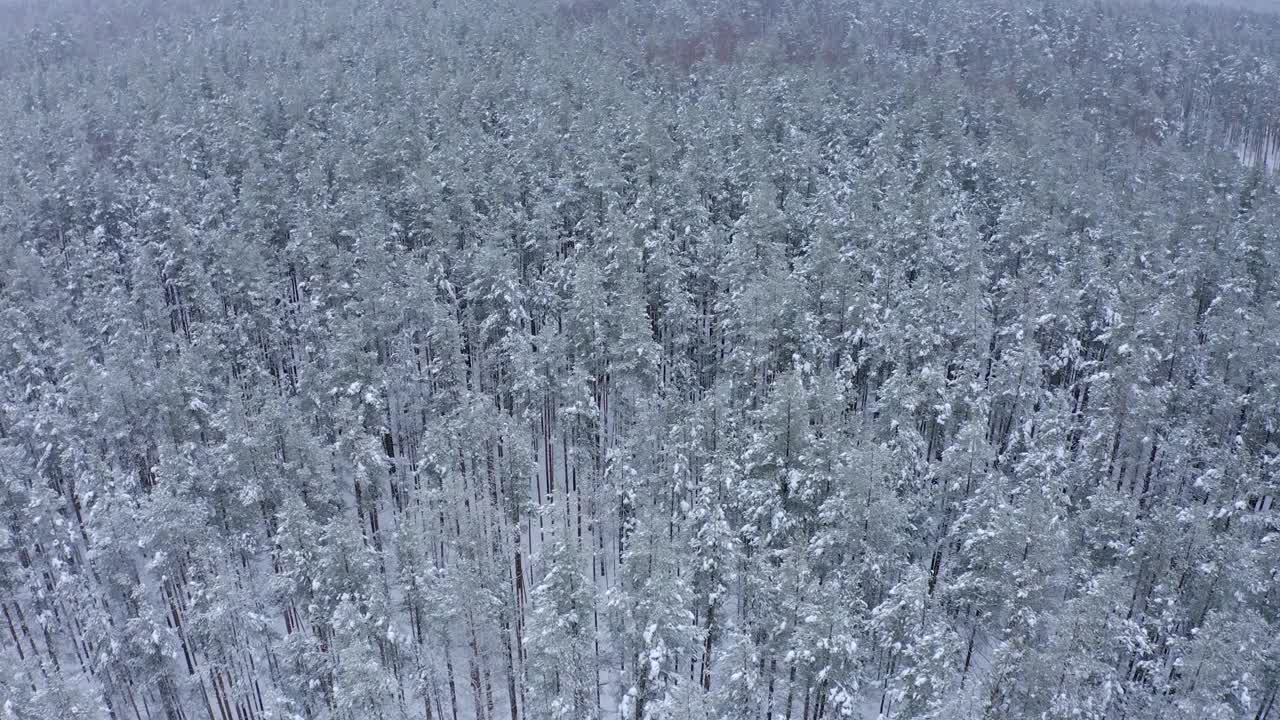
<box><xmin>1162</xmin><ymin>0</ymin><xmax>1279</xmax><ymax>12</ymax></box>
<box><xmin>0</xmin><ymin>0</ymin><xmax>1278</xmax><ymax>719</ymax></box>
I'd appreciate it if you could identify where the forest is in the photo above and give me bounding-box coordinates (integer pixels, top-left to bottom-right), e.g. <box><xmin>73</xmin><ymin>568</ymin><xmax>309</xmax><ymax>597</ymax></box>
<box><xmin>0</xmin><ymin>0</ymin><xmax>1278</xmax><ymax>718</ymax></box>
